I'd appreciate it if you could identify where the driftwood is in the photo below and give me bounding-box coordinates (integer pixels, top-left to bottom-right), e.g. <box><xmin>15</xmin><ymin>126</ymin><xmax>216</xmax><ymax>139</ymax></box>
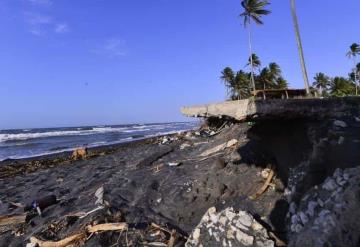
<box><xmin>199</xmin><ymin>139</ymin><xmax>238</xmax><ymax>157</ymax></box>
<box><xmin>0</xmin><ymin>213</ymin><xmax>27</xmax><ymax>227</ymax></box>
<box><xmin>167</xmin><ymin>230</ymin><xmax>176</xmax><ymax>247</ymax></box>
<box><xmin>29</xmin><ymin>223</ymin><xmax>128</xmax><ymax>247</ymax></box>
<box><xmin>86</xmin><ymin>223</ymin><xmax>128</xmax><ymax>233</ymax></box>
<box><xmin>30</xmin><ymin>234</ymin><xmax>85</xmax><ymax>247</ymax></box>
<box><xmin>249</xmin><ymin>168</ymin><xmax>275</xmax><ymax>200</ymax></box>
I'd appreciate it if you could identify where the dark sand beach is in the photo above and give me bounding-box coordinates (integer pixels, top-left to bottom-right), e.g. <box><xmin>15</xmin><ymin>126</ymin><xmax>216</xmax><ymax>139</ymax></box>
<box><xmin>0</xmin><ymin>123</ymin><xmax>284</xmax><ymax>246</ymax></box>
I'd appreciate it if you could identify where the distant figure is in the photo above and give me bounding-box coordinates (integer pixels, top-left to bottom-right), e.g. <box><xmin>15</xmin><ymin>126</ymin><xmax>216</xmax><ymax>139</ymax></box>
<box><xmin>72</xmin><ymin>147</ymin><xmax>87</xmax><ymax>160</ymax></box>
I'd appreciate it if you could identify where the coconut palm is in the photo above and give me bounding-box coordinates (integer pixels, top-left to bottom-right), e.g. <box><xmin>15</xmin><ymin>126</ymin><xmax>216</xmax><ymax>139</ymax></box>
<box><xmin>290</xmin><ymin>0</ymin><xmax>310</xmax><ymax>95</ymax></box>
<box><xmin>313</xmin><ymin>73</ymin><xmax>330</xmax><ymax>97</ymax></box>
<box><xmin>275</xmin><ymin>77</ymin><xmax>288</xmax><ymax>89</ymax></box>
<box><xmin>234</xmin><ymin>70</ymin><xmax>251</xmax><ymax>99</ymax></box>
<box><xmin>220</xmin><ymin>67</ymin><xmax>235</xmax><ymax>97</ymax></box>
<box><xmin>346</xmin><ymin>43</ymin><xmax>360</xmax><ymax>95</ymax></box>
<box><xmin>247</xmin><ymin>53</ymin><xmax>261</xmax><ymax>72</ymax></box>
<box><xmin>330</xmin><ymin>77</ymin><xmax>355</xmax><ymax>97</ymax></box>
<box><xmin>240</xmin><ymin>0</ymin><xmax>271</xmax><ymax>93</ymax></box>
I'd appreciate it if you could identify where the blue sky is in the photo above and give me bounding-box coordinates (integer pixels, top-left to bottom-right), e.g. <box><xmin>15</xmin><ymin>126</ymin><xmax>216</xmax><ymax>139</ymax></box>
<box><xmin>0</xmin><ymin>0</ymin><xmax>359</xmax><ymax>129</ymax></box>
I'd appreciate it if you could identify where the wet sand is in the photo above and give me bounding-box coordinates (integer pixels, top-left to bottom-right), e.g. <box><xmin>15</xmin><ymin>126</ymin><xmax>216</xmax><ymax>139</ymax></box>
<box><xmin>0</xmin><ymin>124</ymin><xmax>284</xmax><ymax>246</ymax></box>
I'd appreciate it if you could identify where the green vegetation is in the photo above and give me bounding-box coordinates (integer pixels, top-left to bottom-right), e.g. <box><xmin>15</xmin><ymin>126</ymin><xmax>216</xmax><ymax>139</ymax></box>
<box><xmin>220</xmin><ymin>0</ymin><xmax>359</xmax><ymax>100</ymax></box>
<box><xmin>310</xmin><ymin>43</ymin><xmax>360</xmax><ymax>98</ymax></box>
<box><xmin>240</xmin><ymin>0</ymin><xmax>271</xmax><ymax>92</ymax></box>
<box><xmin>221</xmin><ymin>54</ymin><xmax>288</xmax><ymax>100</ymax></box>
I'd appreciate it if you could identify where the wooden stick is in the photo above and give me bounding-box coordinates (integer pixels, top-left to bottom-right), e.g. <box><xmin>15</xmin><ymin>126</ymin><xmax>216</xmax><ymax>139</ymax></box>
<box><xmin>30</xmin><ymin>234</ymin><xmax>85</xmax><ymax>247</ymax></box>
<box><xmin>86</xmin><ymin>223</ymin><xmax>128</xmax><ymax>233</ymax></box>
<box><xmin>0</xmin><ymin>213</ymin><xmax>27</xmax><ymax>227</ymax></box>
<box><xmin>151</xmin><ymin>223</ymin><xmax>172</xmax><ymax>234</ymax></box>
<box><xmin>249</xmin><ymin>168</ymin><xmax>275</xmax><ymax>200</ymax></box>
<box><xmin>167</xmin><ymin>230</ymin><xmax>176</xmax><ymax>247</ymax></box>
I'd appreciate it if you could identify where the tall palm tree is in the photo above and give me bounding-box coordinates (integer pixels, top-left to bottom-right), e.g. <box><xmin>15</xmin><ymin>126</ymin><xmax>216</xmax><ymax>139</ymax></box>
<box><xmin>247</xmin><ymin>53</ymin><xmax>261</xmax><ymax>72</ymax></box>
<box><xmin>240</xmin><ymin>0</ymin><xmax>271</xmax><ymax>93</ymax></box>
<box><xmin>346</xmin><ymin>43</ymin><xmax>360</xmax><ymax>95</ymax></box>
<box><xmin>220</xmin><ymin>67</ymin><xmax>235</xmax><ymax>98</ymax></box>
<box><xmin>313</xmin><ymin>73</ymin><xmax>330</xmax><ymax>97</ymax></box>
<box><xmin>290</xmin><ymin>0</ymin><xmax>310</xmax><ymax>95</ymax></box>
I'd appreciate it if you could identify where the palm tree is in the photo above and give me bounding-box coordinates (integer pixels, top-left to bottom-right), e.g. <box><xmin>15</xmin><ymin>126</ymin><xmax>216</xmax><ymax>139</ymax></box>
<box><xmin>330</xmin><ymin>77</ymin><xmax>355</xmax><ymax>97</ymax></box>
<box><xmin>247</xmin><ymin>53</ymin><xmax>261</xmax><ymax>72</ymax></box>
<box><xmin>234</xmin><ymin>70</ymin><xmax>251</xmax><ymax>99</ymax></box>
<box><xmin>313</xmin><ymin>73</ymin><xmax>330</xmax><ymax>97</ymax></box>
<box><xmin>290</xmin><ymin>0</ymin><xmax>310</xmax><ymax>95</ymax></box>
<box><xmin>276</xmin><ymin>77</ymin><xmax>288</xmax><ymax>89</ymax></box>
<box><xmin>220</xmin><ymin>67</ymin><xmax>235</xmax><ymax>98</ymax></box>
<box><xmin>346</xmin><ymin>43</ymin><xmax>360</xmax><ymax>95</ymax></box>
<box><xmin>240</xmin><ymin>0</ymin><xmax>271</xmax><ymax>93</ymax></box>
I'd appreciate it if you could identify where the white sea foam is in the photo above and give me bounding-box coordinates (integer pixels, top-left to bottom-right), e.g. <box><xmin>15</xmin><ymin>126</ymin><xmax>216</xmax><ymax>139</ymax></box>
<box><xmin>0</xmin><ymin>127</ymin><xmax>128</xmax><ymax>142</ymax></box>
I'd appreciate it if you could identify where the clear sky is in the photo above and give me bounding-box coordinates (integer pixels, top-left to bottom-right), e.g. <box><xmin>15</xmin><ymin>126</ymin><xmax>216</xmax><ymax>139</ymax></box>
<box><xmin>1</xmin><ymin>0</ymin><xmax>359</xmax><ymax>129</ymax></box>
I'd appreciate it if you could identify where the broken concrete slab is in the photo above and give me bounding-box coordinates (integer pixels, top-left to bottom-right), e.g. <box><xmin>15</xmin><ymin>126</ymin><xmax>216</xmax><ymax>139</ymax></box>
<box><xmin>181</xmin><ymin>97</ymin><xmax>360</xmax><ymax>122</ymax></box>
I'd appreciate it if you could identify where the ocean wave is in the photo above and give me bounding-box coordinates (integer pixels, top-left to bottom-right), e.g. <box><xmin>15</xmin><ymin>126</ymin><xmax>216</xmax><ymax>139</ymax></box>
<box><xmin>0</xmin><ymin>127</ymin><xmax>129</xmax><ymax>142</ymax></box>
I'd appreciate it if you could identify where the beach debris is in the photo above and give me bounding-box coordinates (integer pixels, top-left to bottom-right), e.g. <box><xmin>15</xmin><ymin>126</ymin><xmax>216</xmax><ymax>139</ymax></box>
<box><xmin>86</xmin><ymin>223</ymin><xmax>128</xmax><ymax>233</ymax></box>
<box><xmin>186</xmin><ymin>207</ymin><xmax>274</xmax><ymax>247</ymax></box>
<box><xmin>29</xmin><ymin>233</ymin><xmax>85</xmax><ymax>247</ymax></box>
<box><xmin>24</xmin><ymin>195</ymin><xmax>58</xmax><ymax>217</ymax></box>
<box><xmin>333</xmin><ymin>120</ymin><xmax>347</xmax><ymax>128</ymax></box>
<box><xmin>0</xmin><ymin>213</ymin><xmax>27</xmax><ymax>228</ymax></box>
<box><xmin>72</xmin><ymin>147</ymin><xmax>87</xmax><ymax>160</ymax></box>
<box><xmin>9</xmin><ymin>201</ymin><xmax>25</xmax><ymax>209</ymax></box>
<box><xmin>168</xmin><ymin>162</ymin><xmax>181</xmax><ymax>167</ymax></box>
<box><xmin>199</xmin><ymin>139</ymin><xmax>238</xmax><ymax>157</ymax></box>
<box><xmin>78</xmin><ymin>206</ymin><xmax>104</xmax><ymax>219</ymax></box>
<box><xmin>150</xmin><ymin>164</ymin><xmax>165</xmax><ymax>174</ymax></box>
<box><xmin>249</xmin><ymin>167</ymin><xmax>275</xmax><ymax>200</ymax></box>
<box><xmin>95</xmin><ymin>186</ymin><xmax>104</xmax><ymax>205</ymax></box>
<box><xmin>180</xmin><ymin>143</ymin><xmax>191</xmax><ymax>150</ymax></box>
<box><xmin>167</xmin><ymin>229</ymin><xmax>177</xmax><ymax>247</ymax></box>
<box><xmin>28</xmin><ymin>222</ymin><xmax>128</xmax><ymax>247</ymax></box>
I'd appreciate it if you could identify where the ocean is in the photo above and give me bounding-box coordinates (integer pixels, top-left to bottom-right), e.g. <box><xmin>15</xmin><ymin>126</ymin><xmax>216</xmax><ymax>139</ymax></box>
<box><xmin>0</xmin><ymin>122</ymin><xmax>199</xmax><ymax>161</ymax></box>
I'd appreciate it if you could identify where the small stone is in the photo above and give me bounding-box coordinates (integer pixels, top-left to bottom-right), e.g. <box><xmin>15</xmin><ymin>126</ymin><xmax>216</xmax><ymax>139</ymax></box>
<box><xmin>237</xmin><ymin>211</ymin><xmax>253</xmax><ymax>227</ymax></box>
<box><xmin>307</xmin><ymin>201</ymin><xmax>318</xmax><ymax>217</ymax></box>
<box><xmin>256</xmin><ymin>239</ymin><xmax>275</xmax><ymax>247</ymax></box>
<box><xmin>219</xmin><ymin>216</ymin><xmax>228</xmax><ymax>225</ymax></box>
<box><xmin>222</xmin><ymin>239</ymin><xmax>228</xmax><ymax>246</ymax></box>
<box><xmin>208</xmin><ymin>207</ymin><xmax>217</xmax><ymax>215</ymax></box>
<box><xmin>317</xmin><ymin>198</ymin><xmax>324</xmax><ymax>207</ymax></box>
<box><xmin>291</xmin><ymin>214</ymin><xmax>299</xmax><ymax>225</ymax></box>
<box><xmin>235</xmin><ymin>230</ymin><xmax>254</xmax><ymax>246</ymax></box>
<box><xmin>299</xmin><ymin>212</ymin><xmax>309</xmax><ymax>225</ymax></box>
<box><xmin>235</xmin><ymin>221</ymin><xmax>249</xmax><ymax>231</ymax></box>
<box><xmin>336</xmin><ymin>176</ymin><xmax>346</xmax><ymax>186</ymax></box>
<box><xmin>294</xmin><ymin>224</ymin><xmax>303</xmax><ymax>233</ymax></box>
<box><xmin>289</xmin><ymin>202</ymin><xmax>297</xmax><ymax>215</ymax></box>
<box><xmin>193</xmin><ymin>229</ymin><xmax>201</xmax><ymax>241</ymax></box>
<box><xmin>322</xmin><ymin>178</ymin><xmax>337</xmax><ymax>191</ymax></box>
<box><xmin>333</xmin><ymin>120</ymin><xmax>347</xmax><ymax>128</ymax></box>
<box><xmin>251</xmin><ymin>220</ymin><xmax>264</xmax><ymax>231</ymax></box>
<box><xmin>225</xmin><ymin>208</ymin><xmax>236</xmax><ymax>221</ymax></box>
<box><xmin>226</xmin><ymin>229</ymin><xmax>235</xmax><ymax>239</ymax></box>
<box><xmin>338</xmin><ymin>136</ymin><xmax>345</xmax><ymax>145</ymax></box>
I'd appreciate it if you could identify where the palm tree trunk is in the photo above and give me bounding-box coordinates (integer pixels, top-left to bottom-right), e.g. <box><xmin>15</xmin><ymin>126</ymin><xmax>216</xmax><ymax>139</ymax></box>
<box><xmin>353</xmin><ymin>58</ymin><xmax>358</xmax><ymax>95</ymax></box>
<box><xmin>247</xmin><ymin>24</ymin><xmax>256</xmax><ymax>93</ymax></box>
<box><xmin>290</xmin><ymin>0</ymin><xmax>310</xmax><ymax>95</ymax></box>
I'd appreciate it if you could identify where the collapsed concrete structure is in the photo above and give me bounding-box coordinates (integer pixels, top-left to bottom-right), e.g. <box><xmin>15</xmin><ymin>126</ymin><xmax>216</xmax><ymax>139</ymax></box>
<box><xmin>181</xmin><ymin>97</ymin><xmax>360</xmax><ymax>122</ymax></box>
<box><xmin>181</xmin><ymin>97</ymin><xmax>360</xmax><ymax>246</ymax></box>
